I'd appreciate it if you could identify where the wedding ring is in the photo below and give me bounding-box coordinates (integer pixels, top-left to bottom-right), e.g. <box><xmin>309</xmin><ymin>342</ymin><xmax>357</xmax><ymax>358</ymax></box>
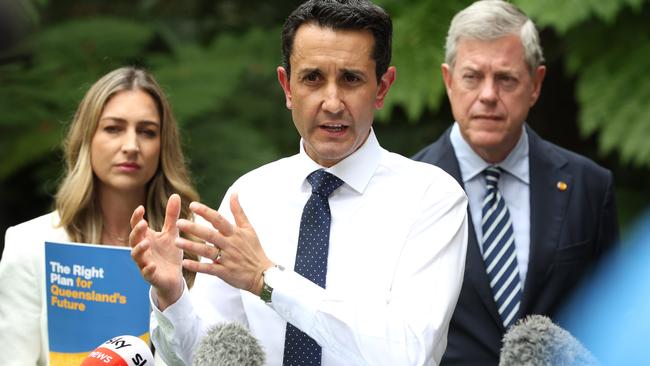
<box><xmin>213</xmin><ymin>247</ymin><xmax>222</xmax><ymax>263</ymax></box>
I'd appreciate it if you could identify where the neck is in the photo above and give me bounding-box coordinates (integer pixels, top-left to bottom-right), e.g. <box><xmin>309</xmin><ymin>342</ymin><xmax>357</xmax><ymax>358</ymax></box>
<box><xmin>97</xmin><ymin>185</ymin><xmax>146</xmax><ymax>246</ymax></box>
<box><xmin>474</xmin><ymin>147</ymin><xmax>510</xmax><ymax>165</ymax></box>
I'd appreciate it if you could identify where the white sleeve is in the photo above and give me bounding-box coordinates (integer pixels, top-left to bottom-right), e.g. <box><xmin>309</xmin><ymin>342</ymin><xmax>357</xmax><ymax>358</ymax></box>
<box><xmin>150</xmin><ymin>284</ymin><xmax>202</xmax><ymax>366</ymax></box>
<box><xmin>0</xmin><ymin>226</ymin><xmax>46</xmax><ymax>366</ymax></box>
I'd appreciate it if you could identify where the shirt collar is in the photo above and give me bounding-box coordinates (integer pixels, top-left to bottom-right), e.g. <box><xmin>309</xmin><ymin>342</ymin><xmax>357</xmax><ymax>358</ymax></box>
<box><xmin>296</xmin><ymin>128</ymin><xmax>381</xmax><ymax>194</ymax></box>
<box><xmin>450</xmin><ymin>122</ymin><xmax>529</xmax><ymax>184</ymax></box>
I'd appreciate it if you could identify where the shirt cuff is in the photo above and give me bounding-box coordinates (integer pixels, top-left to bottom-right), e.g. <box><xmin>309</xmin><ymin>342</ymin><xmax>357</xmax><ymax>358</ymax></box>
<box><xmin>270</xmin><ymin>269</ymin><xmax>325</xmax><ymax>334</ymax></box>
<box><xmin>150</xmin><ymin>282</ymin><xmax>192</xmax><ymax>332</ymax></box>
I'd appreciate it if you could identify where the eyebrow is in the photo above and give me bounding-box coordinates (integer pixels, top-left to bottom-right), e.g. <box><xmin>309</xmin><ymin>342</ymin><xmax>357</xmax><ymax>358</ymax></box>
<box><xmin>340</xmin><ymin>68</ymin><xmax>366</xmax><ymax>77</ymax></box>
<box><xmin>296</xmin><ymin>67</ymin><xmax>321</xmax><ymax>76</ymax></box>
<box><xmin>100</xmin><ymin>117</ymin><xmax>160</xmax><ymax>126</ymax></box>
<box><xmin>296</xmin><ymin>67</ymin><xmax>367</xmax><ymax>77</ymax></box>
<box><xmin>459</xmin><ymin>66</ymin><xmax>479</xmax><ymax>72</ymax></box>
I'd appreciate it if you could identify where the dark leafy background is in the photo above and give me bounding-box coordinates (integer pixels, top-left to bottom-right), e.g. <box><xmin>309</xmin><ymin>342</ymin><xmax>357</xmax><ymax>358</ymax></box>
<box><xmin>2</xmin><ymin>0</ymin><xmax>649</xmax><ymax>257</ymax></box>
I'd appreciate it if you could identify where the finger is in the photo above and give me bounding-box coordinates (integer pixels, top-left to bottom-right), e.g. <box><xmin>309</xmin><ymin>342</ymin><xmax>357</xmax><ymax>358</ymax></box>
<box><xmin>182</xmin><ymin>258</ymin><xmax>224</xmax><ymax>277</ymax></box>
<box><xmin>141</xmin><ymin>263</ymin><xmax>157</xmax><ymax>281</ymax></box>
<box><xmin>230</xmin><ymin>193</ymin><xmax>252</xmax><ymax>229</ymax></box>
<box><xmin>130</xmin><ymin>239</ymin><xmax>150</xmax><ymax>269</ymax></box>
<box><xmin>177</xmin><ymin>219</ymin><xmax>227</xmax><ymax>249</ymax></box>
<box><xmin>163</xmin><ymin>194</ymin><xmax>181</xmax><ymax>233</ymax></box>
<box><xmin>129</xmin><ymin>219</ymin><xmax>149</xmax><ymax>248</ymax></box>
<box><xmin>130</xmin><ymin>205</ymin><xmax>145</xmax><ymax>229</ymax></box>
<box><xmin>189</xmin><ymin>201</ymin><xmax>235</xmax><ymax>236</ymax></box>
<box><xmin>175</xmin><ymin>236</ymin><xmax>219</xmax><ymax>260</ymax></box>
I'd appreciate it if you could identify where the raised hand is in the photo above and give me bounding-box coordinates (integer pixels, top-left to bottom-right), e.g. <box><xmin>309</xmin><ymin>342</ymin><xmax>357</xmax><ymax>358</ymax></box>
<box><xmin>176</xmin><ymin>193</ymin><xmax>274</xmax><ymax>296</ymax></box>
<box><xmin>129</xmin><ymin>194</ymin><xmax>184</xmax><ymax>310</ymax></box>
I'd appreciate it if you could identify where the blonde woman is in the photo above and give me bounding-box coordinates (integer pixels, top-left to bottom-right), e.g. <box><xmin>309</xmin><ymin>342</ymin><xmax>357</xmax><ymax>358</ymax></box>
<box><xmin>0</xmin><ymin>67</ymin><xmax>199</xmax><ymax>366</ymax></box>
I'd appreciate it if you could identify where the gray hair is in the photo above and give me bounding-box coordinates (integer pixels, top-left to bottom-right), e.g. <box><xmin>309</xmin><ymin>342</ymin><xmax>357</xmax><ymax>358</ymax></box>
<box><xmin>445</xmin><ymin>0</ymin><xmax>544</xmax><ymax>73</ymax></box>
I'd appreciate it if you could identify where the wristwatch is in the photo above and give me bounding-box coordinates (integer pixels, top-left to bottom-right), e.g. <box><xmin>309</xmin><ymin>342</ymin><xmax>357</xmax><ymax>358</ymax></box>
<box><xmin>260</xmin><ymin>264</ymin><xmax>284</xmax><ymax>304</ymax></box>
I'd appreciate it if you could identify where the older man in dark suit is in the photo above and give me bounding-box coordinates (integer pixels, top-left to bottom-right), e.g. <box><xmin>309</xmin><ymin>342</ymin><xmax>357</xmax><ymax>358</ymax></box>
<box><xmin>413</xmin><ymin>1</ymin><xmax>619</xmax><ymax>365</ymax></box>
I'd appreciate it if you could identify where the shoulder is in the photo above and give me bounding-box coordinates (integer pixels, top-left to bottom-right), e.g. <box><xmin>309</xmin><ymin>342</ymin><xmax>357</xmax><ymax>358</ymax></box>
<box><xmin>1</xmin><ymin>212</ymin><xmax>67</xmax><ymax>283</ymax></box>
<box><xmin>6</xmin><ymin>211</ymin><xmax>62</xmax><ymax>236</ymax></box>
<box><xmin>412</xmin><ymin>128</ymin><xmax>452</xmax><ymax>163</ymax></box>
<box><xmin>229</xmin><ymin>155</ymin><xmax>297</xmax><ymax>187</ymax></box>
<box><xmin>534</xmin><ymin>134</ymin><xmax>613</xmax><ymax>182</ymax></box>
<box><xmin>4</xmin><ymin>212</ymin><xmax>67</xmax><ymax>254</ymax></box>
<box><xmin>381</xmin><ymin>149</ymin><xmax>465</xmax><ymax>196</ymax></box>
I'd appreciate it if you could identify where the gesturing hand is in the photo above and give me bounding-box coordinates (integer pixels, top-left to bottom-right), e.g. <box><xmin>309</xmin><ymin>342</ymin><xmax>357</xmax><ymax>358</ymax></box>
<box><xmin>176</xmin><ymin>193</ymin><xmax>274</xmax><ymax>296</ymax></box>
<box><xmin>129</xmin><ymin>194</ymin><xmax>184</xmax><ymax>310</ymax></box>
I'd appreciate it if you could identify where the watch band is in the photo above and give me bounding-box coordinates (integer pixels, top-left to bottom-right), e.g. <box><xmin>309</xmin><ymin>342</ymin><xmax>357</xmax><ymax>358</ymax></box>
<box><xmin>260</xmin><ymin>264</ymin><xmax>284</xmax><ymax>304</ymax></box>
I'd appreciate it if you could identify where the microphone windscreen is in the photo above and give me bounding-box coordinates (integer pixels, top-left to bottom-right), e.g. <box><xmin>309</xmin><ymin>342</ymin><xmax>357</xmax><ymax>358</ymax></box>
<box><xmin>499</xmin><ymin>315</ymin><xmax>598</xmax><ymax>366</ymax></box>
<box><xmin>192</xmin><ymin>322</ymin><xmax>265</xmax><ymax>366</ymax></box>
<box><xmin>80</xmin><ymin>335</ymin><xmax>154</xmax><ymax>366</ymax></box>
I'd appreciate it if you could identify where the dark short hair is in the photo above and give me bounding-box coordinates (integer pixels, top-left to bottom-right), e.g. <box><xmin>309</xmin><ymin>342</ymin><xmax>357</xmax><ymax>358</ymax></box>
<box><xmin>281</xmin><ymin>0</ymin><xmax>392</xmax><ymax>82</ymax></box>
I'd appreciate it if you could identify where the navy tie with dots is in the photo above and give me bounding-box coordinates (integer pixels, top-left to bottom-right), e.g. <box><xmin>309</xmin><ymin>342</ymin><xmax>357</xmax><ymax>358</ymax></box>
<box><xmin>282</xmin><ymin>169</ymin><xmax>344</xmax><ymax>366</ymax></box>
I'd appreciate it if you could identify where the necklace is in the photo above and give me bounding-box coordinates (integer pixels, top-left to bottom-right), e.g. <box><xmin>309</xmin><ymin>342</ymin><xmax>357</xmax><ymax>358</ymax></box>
<box><xmin>102</xmin><ymin>230</ymin><xmax>128</xmax><ymax>246</ymax></box>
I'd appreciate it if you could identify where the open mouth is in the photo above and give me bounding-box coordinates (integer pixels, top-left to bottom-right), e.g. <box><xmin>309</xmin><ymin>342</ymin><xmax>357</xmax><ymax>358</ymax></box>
<box><xmin>321</xmin><ymin>124</ymin><xmax>348</xmax><ymax>132</ymax></box>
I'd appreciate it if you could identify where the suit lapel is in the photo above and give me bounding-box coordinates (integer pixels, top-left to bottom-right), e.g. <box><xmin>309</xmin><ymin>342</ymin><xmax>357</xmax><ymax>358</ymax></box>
<box><xmin>428</xmin><ymin>129</ymin><xmax>504</xmax><ymax>328</ymax></box>
<box><xmin>520</xmin><ymin>128</ymin><xmax>571</xmax><ymax>313</ymax></box>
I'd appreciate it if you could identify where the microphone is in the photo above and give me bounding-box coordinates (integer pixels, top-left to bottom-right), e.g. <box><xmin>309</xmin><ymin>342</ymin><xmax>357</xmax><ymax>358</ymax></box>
<box><xmin>499</xmin><ymin>315</ymin><xmax>598</xmax><ymax>366</ymax></box>
<box><xmin>192</xmin><ymin>322</ymin><xmax>265</xmax><ymax>366</ymax></box>
<box><xmin>80</xmin><ymin>335</ymin><xmax>154</xmax><ymax>366</ymax></box>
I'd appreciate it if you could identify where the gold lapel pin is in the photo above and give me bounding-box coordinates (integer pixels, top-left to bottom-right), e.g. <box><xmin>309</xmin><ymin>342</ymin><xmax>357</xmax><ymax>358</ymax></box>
<box><xmin>557</xmin><ymin>181</ymin><xmax>568</xmax><ymax>191</ymax></box>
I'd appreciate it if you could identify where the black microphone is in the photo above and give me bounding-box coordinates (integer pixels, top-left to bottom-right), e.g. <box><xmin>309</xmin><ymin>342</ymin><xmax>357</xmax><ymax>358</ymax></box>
<box><xmin>192</xmin><ymin>322</ymin><xmax>265</xmax><ymax>366</ymax></box>
<box><xmin>499</xmin><ymin>315</ymin><xmax>598</xmax><ymax>366</ymax></box>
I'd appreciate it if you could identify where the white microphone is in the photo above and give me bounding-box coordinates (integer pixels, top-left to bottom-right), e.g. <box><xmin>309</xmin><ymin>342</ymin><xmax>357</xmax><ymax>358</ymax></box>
<box><xmin>499</xmin><ymin>314</ymin><xmax>598</xmax><ymax>366</ymax></box>
<box><xmin>80</xmin><ymin>335</ymin><xmax>154</xmax><ymax>366</ymax></box>
<box><xmin>192</xmin><ymin>322</ymin><xmax>265</xmax><ymax>366</ymax></box>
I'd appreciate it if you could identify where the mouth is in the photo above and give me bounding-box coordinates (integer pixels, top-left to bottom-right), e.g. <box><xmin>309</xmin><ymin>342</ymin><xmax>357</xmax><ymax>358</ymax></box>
<box><xmin>472</xmin><ymin>114</ymin><xmax>503</xmax><ymax>121</ymax></box>
<box><xmin>319</xmin><ymin>123</ymin><xmax>349</xmax><ymax>133</ymax></box>
<box><xmin>116</xmin><ymin>162</ymin><xmax>141</xmax><ymax>171</ymax></box>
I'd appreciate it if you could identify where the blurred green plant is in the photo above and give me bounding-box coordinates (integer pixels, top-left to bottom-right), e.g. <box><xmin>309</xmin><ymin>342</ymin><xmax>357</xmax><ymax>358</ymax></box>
<box><xmin>1</xmin><ymin>0</ymin><xmax>649</xmax><ymax>236</ymax></box>
<box><xmin>380</xmin><ymin>0</ymin><xmax>650</xmax><ymax>169</ymax></box>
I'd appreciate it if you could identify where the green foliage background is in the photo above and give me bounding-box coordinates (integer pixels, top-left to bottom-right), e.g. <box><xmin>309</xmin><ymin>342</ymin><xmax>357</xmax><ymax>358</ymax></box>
<box><xmin>1</xmin><ymin>0</ymin><xmax>649</xmax><ymax>253</ymax></box>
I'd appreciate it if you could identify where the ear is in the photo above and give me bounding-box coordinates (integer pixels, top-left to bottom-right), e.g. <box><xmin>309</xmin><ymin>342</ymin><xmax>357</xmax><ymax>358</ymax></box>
<box><xmin>374</xmin><ymin>66</ymin><xmax>396</xmax><ymax>109</ymax></box>
<box><xmin>441</xmin><ymin>63</ymin><xmax>453</xmax><ymax>94</ymax></box>
<box><xmin>277</xmin><ymin>66</ymin><xmax>292</xmax><ymax>109</ymax></box>
<box><xmin>529</xmin><ymin>65</ymin><xmax>546</xmax><ymax>107</ymax></box>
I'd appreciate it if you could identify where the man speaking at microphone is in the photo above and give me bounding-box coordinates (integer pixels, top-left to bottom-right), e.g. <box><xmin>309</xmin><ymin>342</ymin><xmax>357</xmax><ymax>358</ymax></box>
<box><xmin>130</xmin><ymin>0</ymin><xmax>468</xmax><ymax>365</ymax></box>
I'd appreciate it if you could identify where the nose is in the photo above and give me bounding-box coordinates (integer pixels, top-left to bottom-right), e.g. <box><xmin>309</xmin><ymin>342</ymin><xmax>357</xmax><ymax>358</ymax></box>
<box><xmin>121</xmin><ymin>129</ymin><xmax>140</xmax><ymax>154</ymax></box>
<box><xmin>479</xmin><ymin>78</ymin><xmax>498</xmax><ymax>104</ymax></box>
<box><xmin>321</xmin><ymin>83</ymin><xmax>344</xmax><ymax>114</ymax></box>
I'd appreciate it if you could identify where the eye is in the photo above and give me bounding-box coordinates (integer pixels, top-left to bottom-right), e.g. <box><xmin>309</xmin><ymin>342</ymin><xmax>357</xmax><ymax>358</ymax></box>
<box><xmin>103</xmin><ymin>125</ymin><xmax>121</xmax><ymax>134</ymax></box>
<box><xmin>498</xmin><ymin>74</ymin><xmax>518</xmax><ymax>90</ymax></box>
<box><xmin>138</xmin><ymin>127</ymin><xmax>158</xmax><ymax>138</ymax></box>
<box><xmin>342</xmin><ymin>72</ymin><xmax>362</xmax><ymax>84</ymax></box>
<box><xmin>461</xmin><ymin>72</ymin><xmax>480</xmax><ymax>88</ymax></box>
<box><xmin>462</xmin><ymin>72</ymin><xmax>478</xmax><ymax>81</ymax></box>
<box><xmin>302</xmin><ymin>71</ymin><xmax>323</xmax><ymax>84</ymax></box>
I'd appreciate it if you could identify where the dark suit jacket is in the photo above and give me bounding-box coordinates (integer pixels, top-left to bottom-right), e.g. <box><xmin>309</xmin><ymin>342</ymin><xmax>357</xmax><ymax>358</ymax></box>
<box><xmin>413</xmin><ymin>126</ymin><xmax>619</xmax><ymax>366</ymax></box>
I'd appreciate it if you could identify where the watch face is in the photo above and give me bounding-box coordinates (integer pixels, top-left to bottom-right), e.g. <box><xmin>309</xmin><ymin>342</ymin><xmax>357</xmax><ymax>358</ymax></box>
<box><xmin>261</xmin><ymin>282</ymin><xmax>273</xmax><ymax>303</ymax></box>
<box><xmin>261</xmin><ymin>265</ymin><xmax>283</xmax><ymax>303</ymax></box>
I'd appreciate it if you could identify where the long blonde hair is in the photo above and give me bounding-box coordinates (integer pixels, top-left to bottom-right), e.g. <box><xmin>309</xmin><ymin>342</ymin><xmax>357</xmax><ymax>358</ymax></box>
<box><xmin>55</xmin><ymin>67</ymin><xmax>199</xmax><ymax>244</ymax></box>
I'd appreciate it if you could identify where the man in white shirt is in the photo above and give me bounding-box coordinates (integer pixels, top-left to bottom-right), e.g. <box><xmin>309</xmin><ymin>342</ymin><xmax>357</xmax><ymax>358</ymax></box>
<box><xmin>130</xmin><ymin>1</ymin><xmax>468</xmax><ymax>365</ymax></box>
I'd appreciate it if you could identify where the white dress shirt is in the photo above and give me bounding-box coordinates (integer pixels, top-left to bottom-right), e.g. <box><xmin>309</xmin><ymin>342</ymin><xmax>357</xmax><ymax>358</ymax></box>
<box><xmin>449</xmin><ymin>123</ymin><xmax>530</xmax><ymax>285</ymax></box>
<box><xmin>151</xmin><ymin>130</ymin><xmax>468</xmax><ymax>366</ymax></box>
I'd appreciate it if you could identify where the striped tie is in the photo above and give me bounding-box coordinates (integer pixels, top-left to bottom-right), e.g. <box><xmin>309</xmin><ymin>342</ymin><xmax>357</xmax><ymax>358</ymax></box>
<box><xmin>481</xmin><ymin>166</ymin><xmax>522</xmax><ymax>328</ymax></box>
